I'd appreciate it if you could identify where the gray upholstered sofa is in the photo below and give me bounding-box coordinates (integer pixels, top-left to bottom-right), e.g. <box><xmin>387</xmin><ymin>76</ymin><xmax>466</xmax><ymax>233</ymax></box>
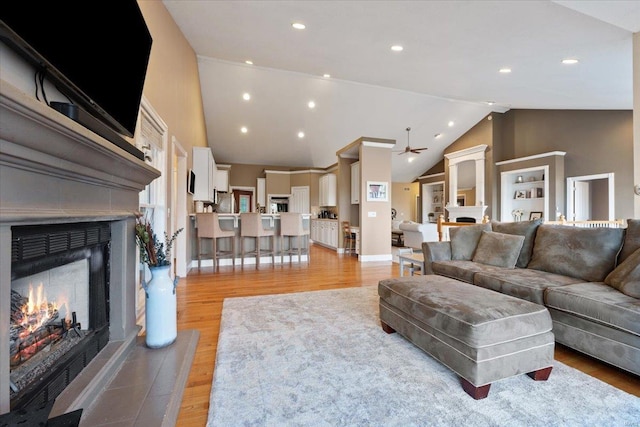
<box><xmin>420</xmin><ymin>219</ymin><xmax>640</xmax><ymax>376</ymax></box>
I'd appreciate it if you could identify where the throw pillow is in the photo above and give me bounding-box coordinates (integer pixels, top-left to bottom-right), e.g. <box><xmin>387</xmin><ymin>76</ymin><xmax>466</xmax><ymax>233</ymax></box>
<box><xmin>618</xmin><ymin>219</ymin><xmax>640</xmax><ymax>264</ymax></box>
<box><xmin>449</xmin><ymin>222</ymin><xmax>492</xmax><ymax>260</ymax></box>
<box><xmin>528</xmin><ymin>225</ymin><xmax>625</xmax><ymax>282</ymax></box>
<box><xmin>472</xmin><ymin>231</ymin><xmax>525</xmax><ymax>268</ymax></box>
<box><xmin>491</xmin><ymin>219</ymin><xmax>544</xmax><ymax>268</ymax></box>
<box><xmin>604</xmin><ymin>247</ymin><xmax>640</xmax><ymax>298</ymax></box>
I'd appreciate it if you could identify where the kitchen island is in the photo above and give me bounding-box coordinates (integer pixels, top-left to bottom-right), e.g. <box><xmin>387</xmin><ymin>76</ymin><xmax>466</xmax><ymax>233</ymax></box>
<box><xmin>192</xmin><ymin>213</ymin><xmax>312</xmax><ymax>267</ymax></box>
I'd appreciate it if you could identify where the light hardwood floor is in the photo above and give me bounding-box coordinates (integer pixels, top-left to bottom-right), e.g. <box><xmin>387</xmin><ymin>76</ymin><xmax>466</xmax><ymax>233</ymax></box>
<box><xmin>176</xmin><ymin>244</ymin><xmax>640</xmax><ymax>426</ymax></box>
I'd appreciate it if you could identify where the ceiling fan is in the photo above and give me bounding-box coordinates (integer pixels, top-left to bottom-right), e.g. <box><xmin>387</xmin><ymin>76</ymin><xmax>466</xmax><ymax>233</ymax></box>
<box><xmin>396</xmin><ymin>127</ymin><xmax>428</xmax><ymax>155</ymax></box>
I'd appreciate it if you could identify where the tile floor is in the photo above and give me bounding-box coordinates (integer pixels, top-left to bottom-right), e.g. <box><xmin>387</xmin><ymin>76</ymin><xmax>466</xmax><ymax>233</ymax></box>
<box><xmin>77</xmin><ymin>330</ymin><xmax>198</xmax><ymax>426</ymax></box>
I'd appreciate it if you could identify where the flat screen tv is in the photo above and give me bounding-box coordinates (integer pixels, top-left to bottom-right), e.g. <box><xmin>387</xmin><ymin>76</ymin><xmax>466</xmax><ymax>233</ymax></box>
<box><xmin>0</xmin><ymin>2</ymin><xmax>152</xmax><ymax>158</ymax></box>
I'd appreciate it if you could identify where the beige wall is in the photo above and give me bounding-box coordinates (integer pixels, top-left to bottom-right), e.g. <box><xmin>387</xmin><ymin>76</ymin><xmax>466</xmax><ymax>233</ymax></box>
<box><xmin>501</xmin><ymin>109</ymin><xmax>633</xmax><ymax>218</ymax></box>
<box><xmin>443</xmin><ymin>115</ymin><xmax>498</xmax><ymax>218</ymax></box>
<box><xmin>391</xmin><ymin>182</ymin><xmax>419</xmax><ymax>222</ymax></box>
<box><xmin>137</xmin><ymin>1</ymin><xmax>208</xmax><ymax>168</ymax></box>
<box><xmin>359</xmin><ymin>143</ymin><xmax>393</xmax><ymax>258</ymax></box>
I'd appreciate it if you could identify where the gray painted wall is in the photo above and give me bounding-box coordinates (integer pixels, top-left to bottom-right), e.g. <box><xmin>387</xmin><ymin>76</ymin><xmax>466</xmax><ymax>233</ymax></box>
<box><xmin>501</xmin><ymin>109</ymin><xmax>633</xmax><ymax>219</ymax></box>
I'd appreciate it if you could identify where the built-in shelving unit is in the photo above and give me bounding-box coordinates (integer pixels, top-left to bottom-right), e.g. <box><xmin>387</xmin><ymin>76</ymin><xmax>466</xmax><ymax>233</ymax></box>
<box><xmin>422</xmin><ymin>181</ymin><xmax>444</xmax><ymax>223</ymax></box>
<box><xmin>496</xmin><ymin>151</ymin><xmax>566</xmax><ymax>222</ymax></box>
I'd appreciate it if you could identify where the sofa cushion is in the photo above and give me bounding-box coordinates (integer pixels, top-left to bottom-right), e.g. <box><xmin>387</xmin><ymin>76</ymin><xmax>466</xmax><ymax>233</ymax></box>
<box><xmin>545</xmin><ymin>282</ymin><xmax>640</xmax><ymax>336</ymax></box>
<box><xmin>527</xmin><ymin>225</ymin><xmax>625</xmax><ymax>282</ymax></box>
<box><xmin>473</xmin><ymin>269</ymin><xmax>583</xmax><ymax>305</ymax></box>
<box><xmin>619</xmin><ymin>219</ymin><xmax>640</xmax><ymax>263</ymax></box>
<box><xmin>491</xmin><ymin>219</ymin><xmax>543</xmax><ymax>267</ymax></box>
<box><xmin>604</xmin><ymin>247</ymin><xmax>640</xmax><ymax>298</ymax></box>
<box><xmin>449</xmin><ymin>222</ymin><xmax>491</xmax><ymax>261</ymax></box>
<box><xmin>472</xmin><ymin>231</ymin><xmax>524</xmax><ymax>269</ymax></box>
<box><xmin>432</xmin><ymin>260</ymin><xmax>506</xmax><ymax>284</ymax></box>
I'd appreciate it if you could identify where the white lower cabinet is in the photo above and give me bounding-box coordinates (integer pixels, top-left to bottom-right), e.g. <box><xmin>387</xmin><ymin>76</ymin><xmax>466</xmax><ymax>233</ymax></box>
<box><xmin>311</xmin><ymin>219</ymin><xmax>338</xmax><ymax>249</ymax></box>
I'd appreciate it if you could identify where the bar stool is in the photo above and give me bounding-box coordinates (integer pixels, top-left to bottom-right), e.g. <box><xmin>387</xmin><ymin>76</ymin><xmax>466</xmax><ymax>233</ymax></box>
<box><xmin>279</xmin><ymin>212</ymin><xmax>310</xmax><ymax>264</ymax></box>
<box><xmin>342</xmin><ymin>221</ymin><xmax>356</xmax><ymax>255</ymax></box>
<box><xmin>240</xmin><ymin>213</ymin><xmax>275</xmax><ymax>267</ymax></box>
<box><xmin>196</xmin><ymin>212</ymin><xmax>236</xmax><ymax>270</ymax></box>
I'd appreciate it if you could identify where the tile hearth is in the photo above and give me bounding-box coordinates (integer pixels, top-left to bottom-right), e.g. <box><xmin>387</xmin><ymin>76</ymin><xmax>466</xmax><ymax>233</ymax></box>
<box><xmin>76</xmin><ymin>330</ymin><xmax>198</xmax><ymax>426</ymax></box>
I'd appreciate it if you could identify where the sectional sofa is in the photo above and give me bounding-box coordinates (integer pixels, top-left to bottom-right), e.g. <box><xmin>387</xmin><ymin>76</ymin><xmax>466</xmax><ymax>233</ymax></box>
<box><xmin>419</xmin><ymin>219</ymin><xmax>640</xmax><ymax>376</ymax></box>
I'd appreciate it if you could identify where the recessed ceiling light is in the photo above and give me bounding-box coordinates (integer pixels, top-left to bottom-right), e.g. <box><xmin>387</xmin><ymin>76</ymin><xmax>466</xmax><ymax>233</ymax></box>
<box><xmin>298</xmin><ymin>131</ymin><xmax>305</xmax><ymax>139</ymax></box>
<box><xmin>323</xmin><ymin>74</ymin><xmax>331</xmax><ymax>78</ymax></box>
<box><xmin>308</xmin><ymin>101</ymin><xmax>316</xmax><ymax>109</ymax></box>
<box><xmin>391</xmin><ymin>45</ymin><xmax>404</xmax><ymax>52</ymax></box>
<box><xmin>486</xmin><ymin>101</ymin><xmax>495</xmax><ymax>106</ymax></box>
<box><xmin>245</xmin><ymin>60</ymin><xmax>253</xmax><ymax>65</ymax></box>
<box><xmin>242</xmin><ymin>93</ymin><xmax>251</xmax><ymax>101</ymax></box>
<box><xmin>562</xmin><ymin>58</ymin><xmax>579</xmax><ymax>65</ymax></box>
<box><xmin>434</xmin><ymin>133</ymin><xmax>442</xmax><ymax>139</ymax></box>
<box><xmin>241</xmin><ymin>127</ymin><xmax>248</xmax><ymax>134</ymax></box>
<box><xmin>408</xmin><ymin>157</ymin><xmax>415</xmax><ymax>163</ymax></box>
<box><xmin>448</xmin><ymin>121</ymin><xmax>454</xmax><ymax>127</ymax></box>
<box><xmin>292</xmin><ymin>22</ymin><xmax>306</xmax><ymax>30</ymax></box>
<box><xmin>499</xmin><ymin>68</ymin><xmax>512</xmax><ymax>73</ymax></box>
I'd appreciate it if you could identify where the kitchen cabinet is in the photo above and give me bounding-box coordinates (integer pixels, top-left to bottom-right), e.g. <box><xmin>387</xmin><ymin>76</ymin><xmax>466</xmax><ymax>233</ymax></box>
<box><xmin>216</xmin><ymin>168</ymin><xmax>229</xmax><ymax>192</ymax></box>
<box><xmin>310</xmin><ymin>219</ymin><xmax>338</xmax><ymax>249</ymax></box>
<box><xmin>319</xmin><ymin>173</ymin><xmax>337</xmax><ymax>206</ymax></box>
<box><xmin>257</xmin><ymin>178</ymin><xmax>266</xmax><ymax>207</ymax></box>
<box><xmin>192</xmin><ymin>147</ymin><xmax>216</xmax><ymax>202</ymax></box>
<box><xmin>351</xmin><ymin>162</ymin><xmax>360</xmax><ymax>204</ymax></box>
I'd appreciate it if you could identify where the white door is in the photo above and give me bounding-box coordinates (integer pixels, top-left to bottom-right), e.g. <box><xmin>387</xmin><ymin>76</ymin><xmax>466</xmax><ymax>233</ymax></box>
<box><xmin>573</xmin><ymin>181</ymin><xmax>591</xmax><ymax>220</ymax></box>
<box><xmin>291</xmin><ymin>186</ymin><xmax>310</xmax><ymax>213</ymax></box>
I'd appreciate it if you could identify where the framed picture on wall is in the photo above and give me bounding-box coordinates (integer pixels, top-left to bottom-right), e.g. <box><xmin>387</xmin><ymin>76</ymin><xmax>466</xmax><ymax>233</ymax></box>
<box><xmin>530</xmin><ymin>211</ymin><xmax>543</xmax><ymax>220</ymax></box>
<box><xmin>366</xmin><ymin>181</ymin><xmax>388</xmax><ymax>202</ymax></box>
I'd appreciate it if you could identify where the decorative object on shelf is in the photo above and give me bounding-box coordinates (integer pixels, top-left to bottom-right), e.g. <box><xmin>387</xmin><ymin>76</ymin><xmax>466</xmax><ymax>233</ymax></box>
<box><xmin>516</xmin><ymin>175</ymin><xmax>524</xmax><ymax>183</ymax></box>
<box><xmin>514</xmin><ymin>190</ymin><xmax>526</xmax><ymax>199</ymax></box>
<box><xmin>512</xmin><ymin>209</ymin><xmax>524</xmax><ymax>222</ymax></box>
<box><xmin>135</xmin><ymin>214</ymin><xmax>184</xmax><ymax>349</ymax></box>
<box><xmin>530</xmin><ymin>211</ymin><xmax>543</xmax><ymax>220</ymax></box>
<box><xmin>391</xmin><ymin>208</ymin><xmax>397</xmax><ymax>220</ymax></box>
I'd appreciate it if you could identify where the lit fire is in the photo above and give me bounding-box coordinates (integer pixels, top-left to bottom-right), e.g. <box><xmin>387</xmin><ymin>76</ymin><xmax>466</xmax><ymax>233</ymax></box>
<box><xmin>18</xmin><ymin>283</ymin><xmax>58</xmax><ymax>338</ymax></box>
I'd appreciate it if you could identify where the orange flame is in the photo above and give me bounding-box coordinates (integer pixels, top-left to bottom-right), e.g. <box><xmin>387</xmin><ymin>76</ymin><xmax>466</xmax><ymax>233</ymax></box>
<box><xmin>20</xmin><ymin>283</ymin><xmax>58</xmax><ymax>334</ymax></box>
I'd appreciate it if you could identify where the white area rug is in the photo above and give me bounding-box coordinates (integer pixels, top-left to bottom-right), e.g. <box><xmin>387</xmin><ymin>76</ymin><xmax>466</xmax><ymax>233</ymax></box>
<box><xmin>208</xmin><ymin>286</ymin><xmax>640</xmax><ymax>426</ymax></box>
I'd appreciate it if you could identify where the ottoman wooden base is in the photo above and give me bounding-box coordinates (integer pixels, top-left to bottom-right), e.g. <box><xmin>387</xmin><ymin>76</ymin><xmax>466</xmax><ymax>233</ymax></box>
<box><xmin>379</xmin><ymin>276</ymin><xmax>554</xmax><ymax>399</ymax></box>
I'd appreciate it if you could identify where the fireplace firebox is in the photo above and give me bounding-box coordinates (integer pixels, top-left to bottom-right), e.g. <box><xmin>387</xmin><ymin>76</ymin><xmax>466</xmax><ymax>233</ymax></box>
<box><xmin>9</xmin><ymin>222</ymin><xmax>111</xmax><ymax>411</ymax></box>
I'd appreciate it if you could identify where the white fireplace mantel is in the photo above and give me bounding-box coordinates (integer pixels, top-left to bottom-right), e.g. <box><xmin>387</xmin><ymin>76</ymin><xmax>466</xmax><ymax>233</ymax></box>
<box><xmin>445</xmin><ymin>205</ymin><xmax>488</xmax><ymax>223</ymax></box>
<box><xmin>0</xmin><ymin>79</ymin><xmax>160</xmax><ymax>414</ymax></box>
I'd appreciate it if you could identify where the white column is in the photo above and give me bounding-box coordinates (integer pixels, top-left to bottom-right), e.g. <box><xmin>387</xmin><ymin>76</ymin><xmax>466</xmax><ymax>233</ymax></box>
<box><xmin>448</xmin><ymin>163</ymin><xmax>458</xmax><ymax>215</ymax></box>
<box><xmin>475</xmin><ymin>158</ymin><xmax>485</xmax><ymax>206</ymax></box>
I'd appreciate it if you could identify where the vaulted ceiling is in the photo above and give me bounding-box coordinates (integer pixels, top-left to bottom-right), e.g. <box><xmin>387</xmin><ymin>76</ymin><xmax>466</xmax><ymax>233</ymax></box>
<box><xmin>163</xmin><ymin>1</ymin><xmax>639</xmax><ymax>182</ymax></box>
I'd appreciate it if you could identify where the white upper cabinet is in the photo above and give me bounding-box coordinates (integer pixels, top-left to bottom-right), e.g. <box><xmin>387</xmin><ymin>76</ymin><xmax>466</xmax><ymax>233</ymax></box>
<box><xmin>192</xmin><ymin>147</ymin><xmax>216</xmax><ymax>202</ymax></box>
<box><xmin>351</xmin><ymin>162</ymin><xmax>360</xmax><ymax>204</ymax></box>
<box><xmin>319</xmin><ymin>173</ymin><xmax>337</xmax><ymax>206</ymax></box>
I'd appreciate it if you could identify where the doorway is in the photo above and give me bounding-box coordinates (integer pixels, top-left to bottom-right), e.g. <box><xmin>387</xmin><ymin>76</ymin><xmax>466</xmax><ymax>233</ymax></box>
<box><xmin>567</xmin><ymin>173</ymin><xmax>615</xmax><ymax>221</ymax></box>
<box><xmin>233</xmin><ymin>189</ymin><xmax>254</xmax><ymax>213</ymax></box>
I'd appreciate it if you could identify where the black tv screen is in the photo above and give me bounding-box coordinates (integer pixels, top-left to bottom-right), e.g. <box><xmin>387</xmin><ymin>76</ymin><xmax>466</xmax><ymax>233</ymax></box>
<box><xmin>0</xmin><ymin>1</ymin><xmax>152</xmax><ymax>139</ymax></box>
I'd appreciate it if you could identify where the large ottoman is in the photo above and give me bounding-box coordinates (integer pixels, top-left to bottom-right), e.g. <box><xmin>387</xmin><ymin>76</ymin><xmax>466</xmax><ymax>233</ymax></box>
<box><xmin>378</xmin><ymin>276</ymin><xmax>554</xmax><ymax>399</ymax></box>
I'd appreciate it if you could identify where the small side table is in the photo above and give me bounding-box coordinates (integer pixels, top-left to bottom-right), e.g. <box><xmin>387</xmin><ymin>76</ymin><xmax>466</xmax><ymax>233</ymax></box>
<box><xmin>398</xmin><ymin>252</ymin><xmax>424</xmax><ymax>277</ymax></box>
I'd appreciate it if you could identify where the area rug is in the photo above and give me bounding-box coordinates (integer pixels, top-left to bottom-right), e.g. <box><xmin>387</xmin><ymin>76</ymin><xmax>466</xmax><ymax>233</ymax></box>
<box><xmin>208</xmin><ymin>286</ymin><xmax>640</xmax><ymax>426</ymax></box>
